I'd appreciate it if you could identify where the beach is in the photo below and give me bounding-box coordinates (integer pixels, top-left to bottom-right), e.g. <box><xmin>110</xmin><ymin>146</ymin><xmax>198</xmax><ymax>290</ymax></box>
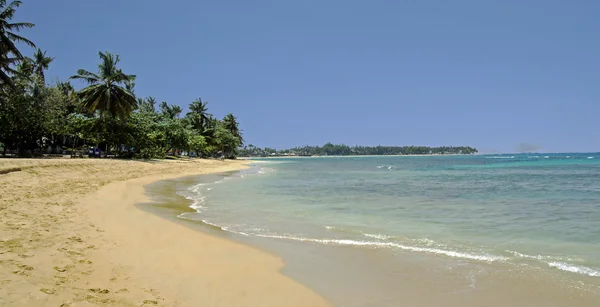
<box><xmin>0</xmin><ymin>158</ymin><xmax>331</xmax><ymax>307</ymax></box>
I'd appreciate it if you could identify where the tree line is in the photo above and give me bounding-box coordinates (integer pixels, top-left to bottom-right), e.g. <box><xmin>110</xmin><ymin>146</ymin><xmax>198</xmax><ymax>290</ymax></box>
<box><xmin>239</xmin><ymin>143</ymin><xmax>478</xmax><ymax>157</ymax></box>
<box><xmin>0</xmin><ymin>0</ymin><xmax>243</xmax><ymax>158</ymax></box>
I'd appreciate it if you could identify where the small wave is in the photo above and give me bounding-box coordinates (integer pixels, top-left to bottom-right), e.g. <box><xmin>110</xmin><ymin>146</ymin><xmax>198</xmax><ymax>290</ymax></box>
<box><xmin>364</xmin><ymin>233</ymin><xmax>393</xmax><ymax>240</ymax></box>
<box><xmin>588</xmin><ymin>157</ymin><xmax>595</xmax><ymax>159</ymax></box>
<box><xmin>254</xmin><ymin>234</ymin><xmax>506</xmax><ymax>262</ymax></box>
<box><xmin>414</xmin><ymin>238</ymin><xmax>437</xmax><ymax>246</ymax></box>
<box><xmin>486</xmin><ymin>156</ymin><xmax>515</xmax><ymax>159</ymax></box>
<box><xmin>548</xmin><ymin>262</ymin><xmax>600</xmax><ymax>277</ymax></box>
<box><xmin>323</xmin><ymin>225</ymin><xmax>366</xmax><ymax>235</ymax></box>
<box><xmin>543</xmin><ymin>156</ymin><xmax>550</xmax><ymax>159</ymax></box>
<box><xmin>527</xmin><ymin>156</ymin><xmax>540</xmax><ymax>159</ymax></box>
<box><xmin>506</xmin><ymin>250</ymin><xmax>582</xmax><ymax>262</ymax></box>
<box><xmin>200</xmin><ymin>219</ymin><xmax>247</xmax><ymax>235</ymax></box>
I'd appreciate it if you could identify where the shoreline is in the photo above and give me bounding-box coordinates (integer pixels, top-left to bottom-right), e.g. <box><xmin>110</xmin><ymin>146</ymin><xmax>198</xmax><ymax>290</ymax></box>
<box><xmin>0</xmin><ymin>158</ymin><xmax>331</xmax><ymax>307</ymax></box>
<box><xmin>148</xmin><ymin>158</ymin><xmax>600</xmax><ymax>307</ymax></box>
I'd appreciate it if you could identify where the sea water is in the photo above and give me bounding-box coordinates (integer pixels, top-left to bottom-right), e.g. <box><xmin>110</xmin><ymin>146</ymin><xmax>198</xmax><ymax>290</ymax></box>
<box><xmin>175</xmin><ymin>154</ymin><xmax>600</xmax><ymax>306</ymax></box>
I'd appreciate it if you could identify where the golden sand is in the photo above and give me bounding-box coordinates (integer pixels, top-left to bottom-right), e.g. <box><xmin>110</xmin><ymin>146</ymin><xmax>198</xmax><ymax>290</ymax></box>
<box><xmin>0</xmin><ymin>158</ymin><xmax>331</xmax><ymax>307</ymax></box>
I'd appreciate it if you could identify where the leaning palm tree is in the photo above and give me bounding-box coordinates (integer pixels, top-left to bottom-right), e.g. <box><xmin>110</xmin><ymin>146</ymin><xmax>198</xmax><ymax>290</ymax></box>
<box><xmin>70</xmin><ymin>51</ymin><xmax>137</xmax><ymax>119</ymax></box>
<box><xmin>31</xmin><ymin>48</ymin><xmax>53</xmax><ymax>84</ymax></box>
<box><xmin>0</xmin><ymin>0</ymin><xmax>35</xmax><ymax>86</ymax></box>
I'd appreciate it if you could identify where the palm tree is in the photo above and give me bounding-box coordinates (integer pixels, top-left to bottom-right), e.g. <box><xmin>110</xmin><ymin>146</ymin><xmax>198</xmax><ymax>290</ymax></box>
<box><xmin>139</xmin><ymin>96</ymin><xmax>156</xmax><ymax>113</ymax></box>
<box><xmin>31</xmin><ymin>48</ymin><xmax>53</xmax><ymax>84</ymax></box>
<box><xmin>70</xmin><ymin>51</ymin><xmax>137</xmax><ymax>119</ymax></box>
<box><xmin>188</xmin><ymin>98</ymin><xmax>211</xmax><ymax>129</ymax></box>
<box><xmin>223</xmin><ymin>113</ymin><xmax>243</xmax><ymax>144</ymax></box>
<box><xmin>159</xmin><ymin>101</ymin><xmax>182</xmax><ymax>119</ymax></box>
<box><xmin>171</xmin><ymin>105</ymin><xmax>182</xmax><ymax>118</ymax></box>
<box><xmin>0</xmin><ymin>0</ymin><xmax>35</xmax><ymax>86</ymax></box>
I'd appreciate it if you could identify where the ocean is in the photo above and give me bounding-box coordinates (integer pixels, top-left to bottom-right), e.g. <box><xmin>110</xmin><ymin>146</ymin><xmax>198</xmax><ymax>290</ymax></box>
<box><xmin>154</xmin><ymin>154</ymin><xmax>600</xmax><ymax>306</ymax></box>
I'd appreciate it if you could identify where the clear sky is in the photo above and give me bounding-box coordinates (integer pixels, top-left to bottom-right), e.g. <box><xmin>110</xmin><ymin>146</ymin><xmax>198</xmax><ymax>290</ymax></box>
<box><xmin>15</xmin><ymin>0</ymin><xmax>600</xmax><ymax>153</ymax></box>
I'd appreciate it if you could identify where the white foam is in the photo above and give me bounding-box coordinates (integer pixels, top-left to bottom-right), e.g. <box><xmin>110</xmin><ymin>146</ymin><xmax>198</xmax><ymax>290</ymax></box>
<box><xmin>254</xmin><ymin>234</ymin><xmax>506</xmax><ymax>262</ymax></box>
<box><xmin>506</xmin><ymin>250</ymin><xmax>581</xmax><ymax>262</ymax></box>
<box><xmin>364</xmin><ymin>233</ymin><xmax>393</xmax><ymax>240</ymax></box>
<box><xmin>587</xmin><ymin>157</ymin><xmax>594</xmax><ymax>159</ymax></box>
<box><xmin>486</xmin><ymin>156</ymin><xmax>514</xmax><ymax>159</ymax></box>
<box><xmin>414</xmin><ymin>238</ymin><xmax>437</xmax><ymax>246</ymax></box>
<box><xmin>548</xmin><ymin>262</ymin><xmax>600</xmax><ymax>277</ymax></box>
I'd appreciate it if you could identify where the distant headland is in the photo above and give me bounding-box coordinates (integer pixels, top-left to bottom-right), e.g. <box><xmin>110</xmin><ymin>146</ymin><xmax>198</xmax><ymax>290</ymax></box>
<box><xmin>238</xmin><ymin>143</ymin><xmax>478</xmax><ymax>157</ymax></box>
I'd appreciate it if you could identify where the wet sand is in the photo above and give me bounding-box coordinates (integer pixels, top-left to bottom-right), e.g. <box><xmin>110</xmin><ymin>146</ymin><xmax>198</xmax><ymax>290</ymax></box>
<box><xmin>0</xmin><ymin>158</ymin><xmax>331</xmax><ymax>307</ymax></box>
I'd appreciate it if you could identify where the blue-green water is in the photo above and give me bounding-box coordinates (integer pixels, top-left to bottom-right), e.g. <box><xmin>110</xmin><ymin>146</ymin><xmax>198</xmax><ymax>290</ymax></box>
<box><xmin>178</xmin><ymin>154</ymin><xmax>600</xmax><ymax>282</ymax></box>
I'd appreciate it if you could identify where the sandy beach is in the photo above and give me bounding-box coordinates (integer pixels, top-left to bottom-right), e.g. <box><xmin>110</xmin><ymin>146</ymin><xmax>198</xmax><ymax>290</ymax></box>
<box><xmin>0</xmin><ymin>158</ymin><xmax>331</xmax><ymax>307</ymax></box>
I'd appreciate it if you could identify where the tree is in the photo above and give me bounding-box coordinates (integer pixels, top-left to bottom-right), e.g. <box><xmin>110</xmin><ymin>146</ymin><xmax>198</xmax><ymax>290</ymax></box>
<box><xmin>222</xmin><ymin>113</ymin><xmax>243</xmax><ymax>145</ymax></box>
<box><xmin>0</xmin><ymin>0</ymin><xmax>35</xmax><ymax>87</ymax></box>
<box><xmin>188</xmin><ymin>98</ymin><xmax>211</xmax><ymax>130</ymax></box>
<box><xmin>159</xmin><ymin>101</ymin><xmax>182</xmax><ymax>119</ymax></box>
<box><xmin>187</xmin><ymin>132</ymin><xmax>206</xmax><ymax>157</ymax></box>
<box><xmin>31</xmin><ymin>48</ymin><xmax>53</xmax><ymax>84</ymax></box>
<box><xmin>139</xmin><ymin>96</ymin><xmax>157</xmax><ymax>113</ymax></box>
<box><xmin>213</xmin><ymin>123</ymin><xmax>241</xmax><ymax>159</ymax></box>
<box><xmin>70</xmin><ymin>51</ymin><xmax>137</xmax><ymax>119</ymax></box>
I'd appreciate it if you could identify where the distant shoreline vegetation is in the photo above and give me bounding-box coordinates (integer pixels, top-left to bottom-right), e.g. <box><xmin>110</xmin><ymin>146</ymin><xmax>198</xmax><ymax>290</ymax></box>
<box><xmin>238</xmin><ymin>143</ymin><xmax>478</xmax><ymax>157</ymax></box>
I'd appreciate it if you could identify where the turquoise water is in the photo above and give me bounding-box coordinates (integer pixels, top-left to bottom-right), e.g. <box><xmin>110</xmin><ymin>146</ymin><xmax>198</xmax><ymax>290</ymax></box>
<box><xmin>178</xmin><ymin>154</ymin><xmax>600</xmax><ymax>281</ymax></box>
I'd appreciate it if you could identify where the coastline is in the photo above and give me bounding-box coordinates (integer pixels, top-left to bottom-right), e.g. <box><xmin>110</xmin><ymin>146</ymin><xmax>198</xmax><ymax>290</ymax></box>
<box><xmin>0</xmin><ymin>158</ymin><xmax>331</xmax><ymax>307</ymax></box>
<box><xmin>238</xmin><ymin>153</ymin><xmax>473</xmax><ymax>159</ymax></box>
<box><xmin>154</xmin><ymin>156</ymin><xmax>600</xmax><ymax>307</ymax></box>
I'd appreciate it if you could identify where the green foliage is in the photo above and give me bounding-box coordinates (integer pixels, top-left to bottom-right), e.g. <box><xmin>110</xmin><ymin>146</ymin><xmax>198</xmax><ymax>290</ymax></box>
<box><xmin>187</xmin><ymin>132</ymin><xmax>206</xmax><ymax>156</ymax></box>
<box><xmin>0</xmin><ymin>51</ymin><xmax>244</xmax><ymax>159</ymax></box>
<box><xmin>0</xmin><ymin>0</ymin><xmax>35</xmax><ymax>87</ymax></box>
<box><xmin>238</xmin><ymin>144</ymin><xmax>478</xmax><ymax>157</ymax></box>
<box><xmin>70</xmin><ymin>52</ymin><xmax>137</xmax><ymax>120</ymax></box>
<box><xmin>0</xmin><ymin>1</ymin><xmax>246</xmax><ymax>159</ymax></box>
<box><xmin>213</xmin><ymin>123</ymin><xmax>241</xmax><ymax>159</ymax></box>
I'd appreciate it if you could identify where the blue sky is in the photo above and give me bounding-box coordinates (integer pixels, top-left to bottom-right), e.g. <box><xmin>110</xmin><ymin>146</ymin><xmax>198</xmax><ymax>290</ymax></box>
<box><xmin>15</xmin><ymin>0</ymin><xmax>600</xmax><ymax>153</ymax></box>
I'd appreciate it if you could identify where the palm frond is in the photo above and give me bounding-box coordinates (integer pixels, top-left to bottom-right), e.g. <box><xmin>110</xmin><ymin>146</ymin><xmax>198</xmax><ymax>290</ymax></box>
<box><xmin>6</xmin><ymin>21</ymin><xmax>35</xmax><ymax>31</ymax></box>
<box><xmin>70</xmin><ymin>69</ymin><xmax>101</xmax><ymax>84</ymax></box>
<box><xmin>97</xmin><ymin>51</ymin><xmax>119</xmax><ymax>79</ymax></box>
<box><xmin>0</xmin><ymin>69</ymin><xmax>13</xmax><ymax>87</ymax></box>
<box><xmin>112</xmin><ymin>71</ymin><xmax>135</xmax><ymax>84</ymax></box>
<box><xmin>0</xmin><ymin>0</ymin><xmax>19</xmax><ymax>20</ymax></box>
<box><xmin>6</xmin><ymin>31</ymin><xmax>35</xmax><ymax>48</ymax></box>
<box><xmin>0</xmin><ymin>35</ymin><xmax>23</xmax><ymax>58</ymax></box>
<box><xmin>77</xmin><ymin>84</ymin><xmax>106</xmax><ymax>113</ymax></box>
